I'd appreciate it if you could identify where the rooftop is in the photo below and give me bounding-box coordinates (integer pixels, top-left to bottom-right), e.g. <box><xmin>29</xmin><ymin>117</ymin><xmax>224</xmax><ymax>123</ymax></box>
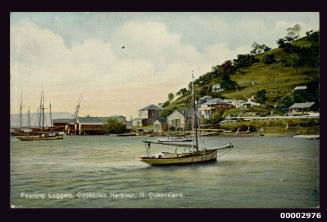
<box><xmin>53</xmin><ymin>118</ymin><xmax>74</xmax><ymax>124</ymax></box>
<box><xmin>289</xmin><ymin>102</ymin><xmax>315</xmax><ymax>109</ymax></box>
<box><xmin>199</xmin><ymin>95</ymin><xmax>212</xmax><ymax>100</ymax></box>
<box><xmin>78</xmin><ymin>116</ymin><xmax>126</xmax><ymax>124</ymax></box>
<box><xmin>294</xmin><ymin>86</ymin><xmax>307</xmax><ymax>90</ymax></box>
<box><xmin>202</xmin><ymin>98</ymin><xmax>230</xmax><ymax>106</ymax></box>
<box><xmin>78</xmin><ymin>117</ymin><xmax>109</xmax><ymax>124</ymax></box>
<box><xmin>168</xmin><ymin>109</ymin><xmax>192</xmax><ymax>118</ymax></box>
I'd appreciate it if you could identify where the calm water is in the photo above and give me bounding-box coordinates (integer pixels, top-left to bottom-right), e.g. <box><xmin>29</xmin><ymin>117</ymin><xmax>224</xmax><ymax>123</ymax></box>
<box><xmin>10</xmin><ymin>135</ymin><xmax>319</xmax><ymax>208</ymax></box>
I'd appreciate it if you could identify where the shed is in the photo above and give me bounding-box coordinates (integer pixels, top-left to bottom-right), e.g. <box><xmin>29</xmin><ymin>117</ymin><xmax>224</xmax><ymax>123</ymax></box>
<box><xmin>288</xmin><ymin>102</ymin><xmax>316</xmax><ymax>115</ymax></box>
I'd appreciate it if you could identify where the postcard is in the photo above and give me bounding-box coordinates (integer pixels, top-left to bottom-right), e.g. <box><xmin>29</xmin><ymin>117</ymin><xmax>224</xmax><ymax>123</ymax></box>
<box><xmin>10</xmin><ymin>12</ymin><xmax>320</xmax><ymax>210</ymax></box>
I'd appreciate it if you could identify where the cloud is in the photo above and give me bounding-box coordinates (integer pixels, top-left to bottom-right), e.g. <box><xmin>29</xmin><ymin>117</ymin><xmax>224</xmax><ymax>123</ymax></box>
<box><xmin>12</xmin><ymin>18</ymin><xmax>308</xmax><ymax>117</ymax></box>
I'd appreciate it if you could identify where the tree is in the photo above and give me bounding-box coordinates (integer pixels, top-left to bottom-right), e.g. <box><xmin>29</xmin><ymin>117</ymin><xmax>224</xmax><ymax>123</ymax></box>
<box><xmin>277</xmin><ymin>96</ymin><xmax>293</xmax><ymax>110</ymax></box>
<box><xmin>286</xmin><ymin>24</ymin><xmax>301</xmax><ymax>40</ymax></box>
<box><xmin>251</xmin><ymin>42</ymin><xmax>271</xmax><ymax>55</ymax></box>
<box><xmin>254</xmin><ymin>89</ymin><xmax>267</xmax><ymax>104</ymax></box>
<box><xmin>162</xmin><ymin>100</ymin><xmax>170</xmax><ymax>108</ymax></box>
<box><xmin>262</xmin><ymin>54</ymin><xmax>276</xmax><ymax>64</ymax></box>
<box><xmin>220</xmin><ymin>74</ymin><xmax>238</xmax><ymax>90</ymax></box>
<box><xmin>233</xmin><ymin>54</ymin><xmax>258</xmax><ymax>69</ymax></box>
<box><xmin>176</xmin><ymin>88</ymin><xmax>188</xmax><ymax>97</ymax></box>
<box><xmin>104</xmin><ymin>119</ymin><xmax>127</xmax><ymax>134</ymax></box>
<box><xmin>199</xmin><ymin>85</ymin><xmax>210</xmax><ymax>97</ymax></box>
<box><xmin>168</xmin><ymin>93</ymin><xmax>174</xmax><ymax>102</ymax></box>
<box><xmin>219</xmin><ymin>60</ymin><xmax>236</xmax><ymax>75</ymax></box>
<box><xmin>293</xmin><ymin>89</ymin><xmax>307</xmax><ymax>103</ymax></box>
<box><xmin>206</xmin><ymin>110</ymin><xmax>224</xmax><ymax>128</ymax></box>
<box><xmin>306</xmin><ymin>30</ymin><xmax>314</xmax><ymax>36</ymax></box>
<box><xmin>307</xmin><ymin>31</ymin><xmax>319</xmax><ymax>42</ymax></box>
<box><xmin>277</xmin><ymin>38</ymin><xmax>295</xmax><ymax>53</ymax></box>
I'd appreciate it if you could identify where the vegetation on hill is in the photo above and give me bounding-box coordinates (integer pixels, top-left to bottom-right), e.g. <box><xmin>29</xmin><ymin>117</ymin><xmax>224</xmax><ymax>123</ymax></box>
<box><xmin>160</xmin><ymin>24</ymin><xmax>320</xmax><ymax>119</ymax></box>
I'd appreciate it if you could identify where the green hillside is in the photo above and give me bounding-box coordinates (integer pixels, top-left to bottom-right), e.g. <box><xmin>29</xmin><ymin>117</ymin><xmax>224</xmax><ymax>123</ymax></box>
<box><xmin>161</xmin><ymin>29</ymin><xmax>320</xmax><ymax>117</ymax></box>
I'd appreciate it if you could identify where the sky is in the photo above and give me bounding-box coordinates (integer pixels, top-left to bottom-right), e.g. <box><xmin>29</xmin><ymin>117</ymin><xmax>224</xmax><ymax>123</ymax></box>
<box><xmin>10</xmin><ymin>12</ymin><xmax>319</xmax><ymax>118</ymax></box>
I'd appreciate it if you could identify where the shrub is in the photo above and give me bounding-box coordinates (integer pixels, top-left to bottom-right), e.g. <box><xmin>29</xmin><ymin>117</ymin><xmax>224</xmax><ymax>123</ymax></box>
<box><xmin>104</xmin><ymin>119</ymin><xmax>127</xmax><ymax>134</ymax></box>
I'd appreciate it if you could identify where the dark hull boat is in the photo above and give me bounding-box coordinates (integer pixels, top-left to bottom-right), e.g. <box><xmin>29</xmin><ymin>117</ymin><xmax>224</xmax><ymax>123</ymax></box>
<box><xmin>139</xmin><ymin>142</ymin><xmax>233</xmax><ymax>166</ymax></box>
<box><xmin>16</xmin><ymin>134</ymin><xmax>64</xmax><ymax>141</ymax></box>
<box><xmin>138</xmin><ymin>73</ymin><xmax>234</xmax><ymax>166</ymax></box>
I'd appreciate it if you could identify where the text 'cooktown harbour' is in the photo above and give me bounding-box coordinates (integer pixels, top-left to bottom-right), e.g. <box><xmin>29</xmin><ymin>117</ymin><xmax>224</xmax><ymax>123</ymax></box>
<box><xmin>20</xmin><ymin>192</ymin><xmax>184</xmax><ymax>200</ymax></box>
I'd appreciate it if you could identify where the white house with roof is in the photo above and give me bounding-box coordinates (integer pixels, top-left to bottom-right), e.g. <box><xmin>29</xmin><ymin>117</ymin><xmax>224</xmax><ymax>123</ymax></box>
<box><xmin>242</xmin><ymin>97</ymin><xmax>261</xmax><ymax>108</ymax></box>
<box><xmin>199</xmin><ymin>98</ymin><xmax>235</xmax><ymax>119</ymax></box>
<box><xmin>288</xmin><ymin>102</ymin><xmax>316</xmax><ymax>116</ymax></box>
<box><xmin>166</xmin><ymin>109</ymin><xmax>192</xmax><ymax>130</ymax></box>
<box><xmin>224</xmin><ymin>99</ymin><xmax>246</xmax><ymax>108</ymax></box>
<box><xmin>294</xmin><ymin>86</ymin><xmax>307</xmax><ymax>91</ymax></box>
<box><xmin>211</xmin><ymin>84</ymin><xmax>224</xmax><ymax>92</ymax></box>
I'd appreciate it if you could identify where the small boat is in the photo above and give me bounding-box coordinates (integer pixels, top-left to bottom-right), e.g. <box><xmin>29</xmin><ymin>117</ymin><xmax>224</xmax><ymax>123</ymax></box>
<box><xmin>139</xmin><ymin>141</ymin><xmax>233</xmax><ymax>166</ymax></box>
<box><xmin>16</xmin><ymin>133</ymin><xmax>64</xmax><ymax>141</ymax></box>
<box><xmin>293</xmin><ymin>134</ymin><xmax>319</xmax><ymax>140</ymax></box>
<box><xmin>117</xmin><ymin>133</ymin><xmax>138</xmax><ymax>136</ymax></box>
<box><xmin>138</xmin><ymin>73</ymin><xmax>234</xmax><ymax>166</ymax></box>
<box><xmin>157</xmin><ymin>136</ymin><xmax>193</xmax><ymax>142</ymax></box>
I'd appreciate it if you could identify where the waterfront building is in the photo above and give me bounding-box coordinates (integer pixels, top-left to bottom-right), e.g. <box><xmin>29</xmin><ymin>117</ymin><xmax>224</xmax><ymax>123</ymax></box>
<box><xmin>138</xmin><ymin>104</ymin><xmax>163</xmax><ymax>126</ymax></box>
<box><xmin>199</xmin><ymin>98</ymin><xmax>235</xmax><ymax>119</ymax></box>
<box><xmin>166</xmin><ymin>109</ymin><xmax>192</xmax><ymax>130</ymax></box>
<box><xmin>288</xmin><ymin>102</ymin><xmax>316</xmax><ymax>116</ymax></box>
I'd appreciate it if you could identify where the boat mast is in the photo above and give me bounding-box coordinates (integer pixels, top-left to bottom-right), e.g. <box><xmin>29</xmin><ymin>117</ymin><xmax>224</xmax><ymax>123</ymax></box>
<box><xmin>28</xmin><ymin>106</ymin><xmax>31</xmax><ymax>129</ymax></box>
<box><xmin>38</xmin><ymin>107</ymin><xmax>41</xmax><ymax>128</ymax></box>
<box><xmin>49</xmin><ymin>102</ymin><xmax>53</xmax><ymax>127</ymax></box>
<box><xmin>42</xmin><ymin>90</ymin><xmax>45</xmax><ymax>129</ymax></box>
<box><xmin>192</xmin><ymin>72</ymin><xmax>199</xmax><ymax>151</ymax></box>
<box><xmin>19</xmin><ymin>92</ymin><xmax>23</xmax><ymax>129</ymax></box>
<box><xmin>39</xmin><ymin>89</ymin><xmax>46</xmax><ymax>129</ymax></box>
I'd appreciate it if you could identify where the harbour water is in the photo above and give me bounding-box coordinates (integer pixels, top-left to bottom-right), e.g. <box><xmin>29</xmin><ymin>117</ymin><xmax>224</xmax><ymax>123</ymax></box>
<box><xmin>10</xmin><ymin>136</ymin><xmax>319</xmax><ymax>208</ymax></box>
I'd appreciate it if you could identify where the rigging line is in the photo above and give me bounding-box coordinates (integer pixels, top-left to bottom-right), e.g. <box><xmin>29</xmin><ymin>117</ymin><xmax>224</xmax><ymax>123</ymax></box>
<box><xmin>217</xmin><ymin>147</ymin><xmax>233</xmax><ymax>157</ymax></box>
<box><xmin>196</xmin><ymin>112</ymin><xmax>205</xmax><ymax>149</ymax></box>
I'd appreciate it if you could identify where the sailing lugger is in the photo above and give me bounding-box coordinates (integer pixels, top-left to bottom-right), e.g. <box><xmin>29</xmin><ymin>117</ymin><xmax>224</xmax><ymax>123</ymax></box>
<box><xmin>138</xmin><ymin>73</ymin><xmax>234</xmax><ymax>166</ymax></box>
<box><xmin>15</xmin><ymin>90</ymin><xmax>64</xmax><ymax>141</ymax></box>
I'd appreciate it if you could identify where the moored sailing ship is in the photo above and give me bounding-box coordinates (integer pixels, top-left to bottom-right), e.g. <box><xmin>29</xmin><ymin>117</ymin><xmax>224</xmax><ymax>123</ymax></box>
<box><xmin>138</xmin><ymin>73</ymin><xmax>233</xmax><ymax>166</ymax></box>
<box><xmin>15</xmin><ymin>90</ymin><xmax>64</xmax><ymax>141</ymax></box>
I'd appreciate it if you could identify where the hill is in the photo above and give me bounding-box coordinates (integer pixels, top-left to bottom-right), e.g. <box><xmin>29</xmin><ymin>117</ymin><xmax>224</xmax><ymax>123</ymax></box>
<box><xmin>161</xmin><ymin>30</ymin><xmax>320</xmax><ymax>118</ymax></box>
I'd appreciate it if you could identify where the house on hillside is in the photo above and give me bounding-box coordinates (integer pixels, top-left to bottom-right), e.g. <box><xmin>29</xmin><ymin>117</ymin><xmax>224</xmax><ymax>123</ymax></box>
<box><xmin>242</xmin><ymin>97</ymin><xmax>261</xmax><ymax>108</ymax></box>
<box><xmin>211</xmin><ymin>84</ymin><xmax>224</xmax><ymax>92</ymax></box>
<box><xmin>137</xmin><ymin>104</ymin><xmax>163</xmax><ymax>126</ymax></box>
<box><xmin>224</xmin><ymin>99</ymin><xmax>246</xmax><ymax>108</ymax></box>
<box><xmin>293</xmin><ymin>86</ymin><xmax>307</xmax><ymax>91</ymax></box>
<box><xmin>199</xmin><ymin>98</ymin><xmax>235</xmax><ymax>119</ymax></box>
<box><xmin>288</xmin><ymin>102</ymin><xmax>317</xmax><ymax>116</ymax></box>
<box><xmin>167</xmin><ymin>109</ymin><xmax>192</xmax><ymax>130</ymax></box>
